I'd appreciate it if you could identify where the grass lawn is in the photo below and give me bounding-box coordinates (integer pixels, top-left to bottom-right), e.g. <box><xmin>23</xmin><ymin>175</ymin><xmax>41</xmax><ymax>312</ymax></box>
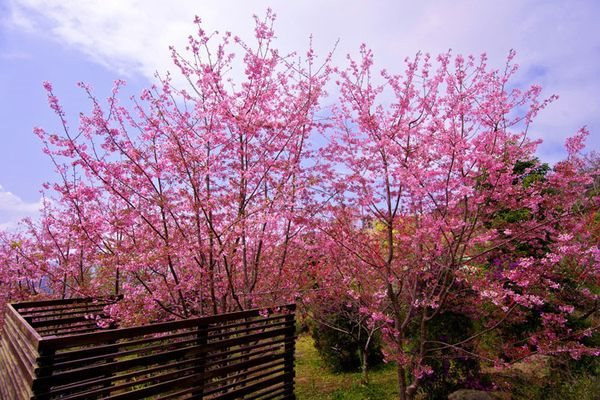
<box><xmin>293</xmin><ymin>335</ymin><xmax>600</xmax><ymax>400</ymax></box>
<box><xmin>295</xmin><ymin>335</ymin><xmax>399</xmax><ymax>399</ymax></box>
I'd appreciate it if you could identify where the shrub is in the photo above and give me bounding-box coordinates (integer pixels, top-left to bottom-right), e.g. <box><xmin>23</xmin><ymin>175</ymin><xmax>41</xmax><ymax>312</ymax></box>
<box><xmin>310</xmin><ymin>301</ymin><xmax>384</xmax><ymax>373</ymax></box>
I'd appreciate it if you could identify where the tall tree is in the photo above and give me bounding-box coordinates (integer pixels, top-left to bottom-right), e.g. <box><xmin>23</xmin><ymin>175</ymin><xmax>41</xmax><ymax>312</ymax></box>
<box><xmin>18</xmin><ymin>10</ymin><xmax>331</xmax><ymax>323</ymax></box>
<box><xmin>321</xmin><ymin>47</ymin><xmax>599</xmax><ymax>399</ymax></box>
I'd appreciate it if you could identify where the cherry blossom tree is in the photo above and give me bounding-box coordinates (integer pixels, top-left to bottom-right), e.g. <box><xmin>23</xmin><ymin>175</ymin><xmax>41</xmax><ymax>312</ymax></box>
<box><xmin>320</xmin><ymin>47</ymin><xmax>599</xmax><ymax>399</ymax></box>
<box><xmin>17</xmin><ymin>10</ymin><xmax>331</xmax><ymax>324</ymax></box>
<box><xmin>0</xmin><ymin>231</ymin><xmax>41</xmax><ymax>327</ymax></box>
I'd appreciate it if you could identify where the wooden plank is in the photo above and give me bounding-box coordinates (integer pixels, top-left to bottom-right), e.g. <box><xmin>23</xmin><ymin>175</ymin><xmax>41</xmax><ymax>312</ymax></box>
<box><xmin>12</xmin><ymin>296</ymin><xmax>120</xmax><ymax>309</ymax></box>
<box><xmin>4</xmin><ymin>304</ymin><xmax>42</xmax><ymax>349</ymax></box>
<box><xmin>23</xmin><ymin>306</ymin><xmax>105</xmax><ymax>321</ymax></box>
<box><xmin>0</xmin><ymin>337</ymin><xmax>32</xmax><ymax>399</ymax></box>
<box><xmin>19</xmin><ymin>303</ymin><xmax>110</xmax><ymax>319</ymax></box>
<box><xmin>30</xmin><ymin>315</ymin><xmax>97</xmax><ymax>328</ymax></box>
<box><xmin>4</xmin><ymin>313</ymin><xmax>38</xmax><ymax>367</ymax></box>
<box><xmin>1</xmin><ymin>323</ymin><xmax>36</xmax><ymax>385</ymax></box>
<box><xmin>0</xmin><ymin>349</ymin><xmax>21</xmax><ymax>399</ymax></box>
<box><xmin>39</xmin><ymin>325</ymin><xmax>102</xmax><ymax>337</ymax></box>
<box><xmin>36</xmin><ymin>321</ymin><xmax>100</xmax><ymax>336</ymax></box>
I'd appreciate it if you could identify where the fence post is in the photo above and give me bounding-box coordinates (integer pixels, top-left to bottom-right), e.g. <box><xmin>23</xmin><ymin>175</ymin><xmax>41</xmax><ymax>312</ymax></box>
<box><xmin>193</xmin><ymin>321</ymin><xmax>209</xmax><ymax>399</ymax></box>
<box><xmin>32</xmin><ymin>342</ymin><xmax>55</xmax><ymax>400</ymax></box>
<box><xmin>284</xmin><ymin>308</ymin><xmax>296</xmax><ymax>399</ymax></box>
<box><xmin>103</xmin><ymin>338</ymin><xmax>116</xmax><ymax>393</ymax></box>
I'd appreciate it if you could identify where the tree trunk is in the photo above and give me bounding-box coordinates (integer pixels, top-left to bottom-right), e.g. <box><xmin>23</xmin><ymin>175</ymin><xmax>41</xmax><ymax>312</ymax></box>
<box><xmin>359</xmin><ymin>346</ymin><xmax>369</xmax><ymax>385</ymax></box>
<box><xmin>398</xmin><ymin>363</ymin><xmax>408</xmax><ymax>400</ymax></box>
<box><xmin>406</xmin><ymin>383</ymin><xmax>418</xmax><ymax>400</ymax></box>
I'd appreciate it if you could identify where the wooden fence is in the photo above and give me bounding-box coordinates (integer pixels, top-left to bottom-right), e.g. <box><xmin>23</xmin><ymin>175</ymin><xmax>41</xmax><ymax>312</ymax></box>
<box><xmin>0</xmin><ymin>297</ymin><xmax>296</xmax><ymax>399</ymax></box>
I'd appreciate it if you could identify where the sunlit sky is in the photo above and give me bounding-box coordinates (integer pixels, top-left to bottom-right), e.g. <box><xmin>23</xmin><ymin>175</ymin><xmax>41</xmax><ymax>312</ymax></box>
<box><xmin>1</xmin><ymin>0</ymin><xmax>599</xmax><ymax>229</ymax></box>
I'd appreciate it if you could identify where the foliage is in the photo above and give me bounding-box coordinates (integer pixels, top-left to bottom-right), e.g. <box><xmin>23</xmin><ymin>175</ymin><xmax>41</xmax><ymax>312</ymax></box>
<box><xmin>416</xmin><ymin>311</ymin><xmax>490</xmax><ymax>398</ymax></box>
<box><xmin>310</xmin><ymin>300</ymin><xmax>384</xmax><ymax>373</ymax></box>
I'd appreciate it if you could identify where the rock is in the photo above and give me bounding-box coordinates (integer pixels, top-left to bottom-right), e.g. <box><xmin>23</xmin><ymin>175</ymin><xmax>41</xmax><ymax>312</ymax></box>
<box><xmin>509</xmin><ymin>355</ymin><xmax>550</xmax><ymax>381</ymax></box>
<box><xmin>483</xmin><ymin>355</ymin><xmax>551</xmax><ymax>382</ymax></box>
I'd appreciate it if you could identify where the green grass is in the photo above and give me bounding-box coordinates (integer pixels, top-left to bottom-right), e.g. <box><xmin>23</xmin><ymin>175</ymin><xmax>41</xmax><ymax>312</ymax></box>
<box><xmin>293</xmin><ymin>335</ymin><xmax>600</xmax><ymax>400</ymax></box>
<box><xmin>295</xmin><ymin>335</ymin><xmax>399</xmax><ymax>400</ymax></box>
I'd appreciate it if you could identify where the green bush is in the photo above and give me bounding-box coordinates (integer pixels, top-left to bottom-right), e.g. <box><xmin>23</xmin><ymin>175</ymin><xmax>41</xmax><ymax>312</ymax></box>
<box><xmin>417</xmin><ymin>311</ymin><xmax>491</xmax><ymax>399</ymax></box>
<box><xmin>310</xmin><ymin>302</ymin><xmax>384</xmax><ymax>373</ymax></box>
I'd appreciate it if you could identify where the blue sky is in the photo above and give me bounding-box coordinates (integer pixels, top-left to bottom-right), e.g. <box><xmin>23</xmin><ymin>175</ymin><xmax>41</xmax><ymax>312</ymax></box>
<box><xmin>1</xmin><ymin>0</ymin><xmax>599</xmax><ymax>229</ymax></box>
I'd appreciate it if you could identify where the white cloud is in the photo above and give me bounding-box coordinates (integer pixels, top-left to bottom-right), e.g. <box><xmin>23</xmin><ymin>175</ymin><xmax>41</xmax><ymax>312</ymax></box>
<box><xmin>5</xmin><ymin>0</ymin><xmax>600</xmax><ymax>161</ymax></box>
<box><xmin>0</xmin><ymin>185</ymin><xmax>43</xmax><ymax>231</ymax></box>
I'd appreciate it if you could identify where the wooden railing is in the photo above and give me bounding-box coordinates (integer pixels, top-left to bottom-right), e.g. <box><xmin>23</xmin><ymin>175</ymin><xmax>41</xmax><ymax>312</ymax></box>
<box><xmin>0</xmin><ymin>297</ymin><xmax>296</xmax><ymax>399</ymax></box>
